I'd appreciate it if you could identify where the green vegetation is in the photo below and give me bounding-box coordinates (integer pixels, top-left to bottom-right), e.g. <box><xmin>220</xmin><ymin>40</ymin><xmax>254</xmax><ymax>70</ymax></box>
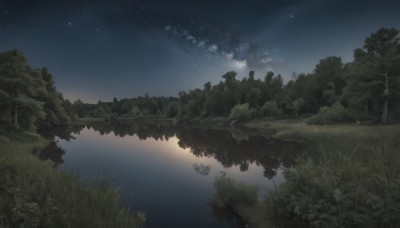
<box><xmin>0</xmin><ymin>50</ymin><xmax>76</xmax><ymax>131</ymax></box>
<box><xmin>268</xmin><ymin>124</ymin><xmax>400</xmax><ymax>227</ymax></box>
<box><xmin>214</xmin><ymin>123</ymin><xmax>400</xmax><ymax>227</ymax></box>
<box><xmin>213</xmin><ymin>173</ymin><xmax>270</xmax><ymax>227</ymax></box>
<box><xmin>0</xmin><ymin>135</ymin><xmax>145</xmax><ymax>228</ymax></box>
<box><xmin>213</xmin><ymin>173</ymin><xmax>259</xmax><ymax>209</ymax></box>
<box><xmin>80</xmin><ymin>28</ymin><xmax>399</xmax><ymax>125</ymax></box>
<box><xmin>1</xmin><ymin>27</ymin><xmax>399</xmax><ymax>228</ymax></box>
<box><xmin>0</xmin><ymin>50</ymin><xmax>144</xmax><ymax>227</ymax></box>
<box><xmin>228</xmin><ymin>103</ymin><xmax>256</xmax><ymax>122</ymax></box>
<box><xmin>213</xmin><ymin>173</ymin><xmax>279</xmax><ymax>228</ymax></box>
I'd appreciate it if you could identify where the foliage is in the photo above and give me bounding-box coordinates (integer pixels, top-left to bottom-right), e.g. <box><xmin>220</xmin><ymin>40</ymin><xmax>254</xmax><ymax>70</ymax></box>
<box><xmin>307</xmin><ymin>101</ymin><xmax>349</xmax><ymax>124</ymax></box>
<box><xmin>83</xmin><ymin>28</ymin><xmax>399</xmax><ymax>125</ymax></box>
<box><xmin>213</xmin><ymin>173</ymin><xmax>258</xmax><ymax>209</ymax></box>
<box><xmin>267</xmin><ymin>123</ymin><xmax>400</xmax><ymax>228</ymax></box>
<box><xmin>229</xmin><ymin>103</ymin><xmax>256</xmax><ymax>121</ymax></box>
<box><xmin>0</xmin><ymin>50</ymin><xmax>74</xmax><ymax>131</ymax></box>
<box><xmin>261</xmin><ymin>100</ymin><xmax>282</xmax><ymax>117</ymax></box>
<box><xmin>0</xmin><ymin>139</ymin><xmax>145</xmax><ymax>228</ymax></box>
<box><xmin>3</xmin><ymin>28</ymin><xmax>400</xmax><ymax>126</ymax></box>
<box><xmin>343</xmin><ymin>28</ymin><xmax>400</xmax><ymax>124</ymax></box>
<box><xmin>269</xmin><ymin>152</ymin><xmax>400</xmax><ymax>228</ymax></box>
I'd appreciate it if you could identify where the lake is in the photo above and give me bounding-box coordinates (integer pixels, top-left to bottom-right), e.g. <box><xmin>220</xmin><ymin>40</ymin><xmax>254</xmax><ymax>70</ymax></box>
<box><xmin>40</xmin><ymin>122</ymin><xmax>304</xmax><ymax>227</ymax></box>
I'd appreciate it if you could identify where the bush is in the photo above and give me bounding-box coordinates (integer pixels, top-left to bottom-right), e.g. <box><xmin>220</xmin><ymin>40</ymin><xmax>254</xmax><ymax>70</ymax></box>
<box><xmin>307</xmin><ymin>101</ymin><xmax>348</xmax><ymax>124</ymax></box>
<box><xmin>269</xmin><ymin>152</ymin><xmax>400</xmax><ymax>228</ymax></box>
<box><xmin>213</xmin><ymin>173</ymin><xmax>258</xmax><ymax>209</ymax></box>
<box><xmin>261</xmin><ymin>100</ymin><xmax>282</xmax><ymax>117</ymax></box>
<box><xmin>0</xmin><ymin>140</ymin><xmax>145</xmax><ymax>228</ymax></box>
<box><xmin>229</xmin><ymin>103</ymin><xmax>256</xmax><ymax>121</ymax></box>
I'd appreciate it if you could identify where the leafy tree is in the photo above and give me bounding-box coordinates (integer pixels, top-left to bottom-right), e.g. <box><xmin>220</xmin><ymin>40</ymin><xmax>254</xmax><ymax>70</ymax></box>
<box><xmin>307</xmin><ymin>101</ymin><xmax>348</xmax><ymax>124</ymax></box>
<box><xmin>229</xmin><ymin>103</ymin><xmax>256</xmax><ymax>121</ymax></box>
<box><xmin>37</xmin><ymin>67</ymin><xmax>71</xmax><ymax>127</ymax></box>
<box><xmin>165</xmin><ymin>102</ymin><xmax>179</xmax><ymax>117</ymax></box>
<box><xmin>261</xmin><ymin>100</ymin><xmax>282</xmax><ymax>117</ymax></box>
<box><xmin>287</xmin><ymin>98</ymin><xmax>305</xmax><ymax>117</ymax></box>
<box><xmin>349</xmin><ymin>28</ymin><xmax>400</xmax><ymax>124</ymax></box>
<box><xmin>72</xmin><ymin>99</ymin><xmax>86</xmax><ymax>118</ymax></box>
<box><xmin>0</xmin><ymin>49</ymin><xmax>47</xmax><ymax>130</ymax></box>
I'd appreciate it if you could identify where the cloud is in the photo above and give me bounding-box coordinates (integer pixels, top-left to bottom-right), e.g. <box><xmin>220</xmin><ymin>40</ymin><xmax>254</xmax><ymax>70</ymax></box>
<box><xmin>208</xmin><ymin>44</ymin><xmax>218</xmax><ymax>53</ymax></box>
<box><xmin>231</xmin><ymin>59</ymin><xmax>247</xmax><ymax>69</ymax></box>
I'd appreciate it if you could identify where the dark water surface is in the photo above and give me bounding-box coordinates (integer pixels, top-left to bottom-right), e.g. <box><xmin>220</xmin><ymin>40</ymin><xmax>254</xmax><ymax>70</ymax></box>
<box><xmin>40</xmin><ymin>122</ymin><xmax>303</xmax><ymax>227</ymax></box>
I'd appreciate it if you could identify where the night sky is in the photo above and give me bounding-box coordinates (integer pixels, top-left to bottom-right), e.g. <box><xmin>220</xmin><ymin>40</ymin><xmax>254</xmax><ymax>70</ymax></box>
<box><xmin>1</xmin><ymin>0</ymin><xmax>399</xmax><ymax>102</ymax></box>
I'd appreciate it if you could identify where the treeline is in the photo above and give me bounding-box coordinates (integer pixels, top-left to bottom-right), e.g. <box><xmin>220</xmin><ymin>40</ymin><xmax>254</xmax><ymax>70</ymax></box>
<box><xmin>1</xmin><ymin>27</ymin><xmax>399</xmax><ymax>130</ymax></box>
<box><xmin>81</xmin><ymin>27</ymin><xmax>400</xmax><ymax>124</ymax></box>
<box><xmin>0</xmin><ymin>50</ymin><xmax>77</xmax><ymax>132</ymax></box>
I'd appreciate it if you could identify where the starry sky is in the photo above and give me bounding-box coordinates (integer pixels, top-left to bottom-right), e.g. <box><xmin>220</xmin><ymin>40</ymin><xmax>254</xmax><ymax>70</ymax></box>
<box><xmin>0</xmin><ymin>0</ymin><xmax>399</xmax><ymax>102</ymax></box>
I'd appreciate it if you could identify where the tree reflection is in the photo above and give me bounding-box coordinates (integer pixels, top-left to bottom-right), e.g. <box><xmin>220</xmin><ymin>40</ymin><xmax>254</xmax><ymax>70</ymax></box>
<box><xmin>39</xmin><ymin>125</ymin><xmax>85</xmax><ymax>141</ymax></box>
<box><xmin>37</xmin><ymin>125</ymin><xmax>85</xmax><ymax>166</ymax></box>
<box><xmin>37</xmin><ymin>140</ymin><xmax>66</xmax><ymax>167</ymax></box>
<box><xmin>175</xmin><ymin>127</ymin><xmax>304</xmax><ymax>179</ymax></box>
<box><xmin>86</xmin><ymin>121</ymin><xmax>304</xmax><ymax>179</ymax></box>
<box><xmin>39</xmin><ymin>121</ymin><xmax>304</xmax><ymax>178</ymax></box>
<box><xmin>193</xmin><ymin>163</ymin><xmax>211</xmax><ymax>176</ymax></box>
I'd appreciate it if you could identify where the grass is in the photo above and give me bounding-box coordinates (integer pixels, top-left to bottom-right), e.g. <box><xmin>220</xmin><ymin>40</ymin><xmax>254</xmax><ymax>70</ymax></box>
<box><xmin>226</xmin><ymin>121</ymin><xmax>400</xmax><ymax>227</ymax></box>
<box><xmin>213</xmin><ymin>173</ymin><xmax>274</xmax><ymax>227</ymax></box>
<box><xmin>233</xmin><ymin>202</ymin><xmax>274</xmax><ymax>228</ymax></box>
<box><xmin>0</xmin><ymin>132</ymin><xmax>145</xmax><ymax>228</ymax></box>
<box><xmin>245</xmin><ymin>120</ymin><xmax>400</xmax><ymax>155</ymax></box>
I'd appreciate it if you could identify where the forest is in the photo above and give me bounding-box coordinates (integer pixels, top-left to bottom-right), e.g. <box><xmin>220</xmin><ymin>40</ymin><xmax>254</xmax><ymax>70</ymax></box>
<box><xmin>68</xmin><ymin>28</ymin><xmax>400</xmax><ymax>125</ymax></box>
<box><xmin>1</xmin><ymin>28</ymin><xmax>399</xmax><ymax>134</ymax></box>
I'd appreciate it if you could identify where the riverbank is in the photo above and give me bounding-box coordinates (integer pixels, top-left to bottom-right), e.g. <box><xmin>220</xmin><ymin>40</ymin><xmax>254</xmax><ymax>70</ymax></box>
<box><xmin>217</xmin><ymin>120</ymin><xmax>400</xmax><ymax>228</ymax></box>
<box><xmin>0</xmin><ymin>131</ymin><xmax>145</xmax><ymax>228</ymax></box>
<box><xmin>20</xmin><ymin>117</ymin><xmax>399</xmax><ymax>227</ymax></box>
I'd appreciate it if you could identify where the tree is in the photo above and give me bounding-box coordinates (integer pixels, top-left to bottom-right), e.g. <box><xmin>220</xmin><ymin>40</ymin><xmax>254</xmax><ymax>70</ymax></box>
<box><xmin>229</xmin><ymin>103</ymin><xmax>256</xmax><ymax>121</ymax></box>
<box><xmin>351</xmin><ymin>28</ymin><xmax>400</xmax><ymax>124</ymax></box>
<box><xmin>312</xmin><ymin>56</ymin><xmax>345</xmax><ymax>108</ymax></box>
<box><xmin>0</xmin><ymin>49</ymin><xmax>47</xmax><ymax>130</ymax></box>
<box><xmin>38</xmin><ymin>67</ymin><xmax>71</xmax><ymax>127</ymax></box>
<box><xmin>261</xmin><ymin>100</ymin><xmax>282</xmax><ymax>117</ymax></box>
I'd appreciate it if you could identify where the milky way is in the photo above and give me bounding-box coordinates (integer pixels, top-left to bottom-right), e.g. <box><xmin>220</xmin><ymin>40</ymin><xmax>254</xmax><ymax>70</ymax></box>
<box><xmin>0</xmin><ymin>0</ymin><xmax>399</xmax><ymax>102</ymax></box>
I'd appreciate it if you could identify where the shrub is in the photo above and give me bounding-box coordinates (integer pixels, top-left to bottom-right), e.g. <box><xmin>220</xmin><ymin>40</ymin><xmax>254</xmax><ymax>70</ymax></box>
<box><xmin>307</xmin><ymin>101</ymin><xmax>348</xmax><ymax>124</ymax></box>
<box><xmin>213</xmin><ymin>173</ymin><xmax>258</xmax><ymax>209</ymax></box>
<box><xmin>261</xmin><ymin>100</ymin><xmax>282</xmax><ymax>117</ymax></box>
<box><xmin>0</xmin><ymin>140</ymin><xmax>145</xmax><ymax>228</ymax></box>
<box><xmin>269</xmin><ymin>152</ymin><xmax>400</xmax><ymax>228</ymax></box>
<box><xmin>229</xmin><ymin>103</ymin><xmax>256</xmax><ymax>121</ymax></box>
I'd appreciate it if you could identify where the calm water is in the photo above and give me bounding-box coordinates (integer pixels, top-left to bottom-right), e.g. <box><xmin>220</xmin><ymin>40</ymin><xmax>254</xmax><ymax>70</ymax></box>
<box><xmin>40</xmin><ymin>122</ymin><xmax>303</xmax><ymax>228</ymax></box>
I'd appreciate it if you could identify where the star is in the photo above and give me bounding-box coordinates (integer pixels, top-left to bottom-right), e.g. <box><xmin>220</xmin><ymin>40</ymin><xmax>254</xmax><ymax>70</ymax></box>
<box><xmin>290</xmin><ymin>14</ymin><xmax>294</xmax><ymax>19</ymax></box>
<box><xmin>67</xmin><ymin>22</ymin><xmax>72</xmax><ymax>26</ymax></box>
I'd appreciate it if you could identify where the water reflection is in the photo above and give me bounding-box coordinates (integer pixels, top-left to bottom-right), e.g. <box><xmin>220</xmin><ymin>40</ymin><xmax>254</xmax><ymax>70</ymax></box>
<box><xmin>37</xmin><ymin>125</ymin><xmax>85</xmax><ymax>167</ymax></box>
<box><xmin>38</xmin><ymin>141</ymin><xmax>66</xmax><ymax>167</ymax></box>
<box><xmin>39</xmin><ymin>125</ymin><xmax>85</xmax><ymax>141</ymax></box>
<box><xmin>84</xmin><ymin>121</ymin><xmax>304</xmax><ymax>180</ymax></box>
<box><xmin>40</xmin><ymin>122</ymin><xmax>304</xmax><ymax>178</ymax></box>
<box><xmin>193</xmin><ymin>163</ymin><xmax>212</xmax><ymax>176</ymax></box>
<box><xmin>39</xmin><ymin>121</ymin><xmax>304</xmax><ymax>227</ymax></box>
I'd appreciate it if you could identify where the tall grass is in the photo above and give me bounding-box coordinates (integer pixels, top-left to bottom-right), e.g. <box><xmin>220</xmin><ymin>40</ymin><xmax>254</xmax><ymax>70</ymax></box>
<box><xmin>267</xmin><ymin>124</ymin><xmax>400</xmax><ymax>228</ymax></box>
<box><xmin>213</xmin><ymin>173</ymin><xmax>258</xmax><ymax>209</ymax></box>
<box><xmin>0</xmin><ymin>135</ymin><xmax>145</xmax><ymax>228</ymax></box>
